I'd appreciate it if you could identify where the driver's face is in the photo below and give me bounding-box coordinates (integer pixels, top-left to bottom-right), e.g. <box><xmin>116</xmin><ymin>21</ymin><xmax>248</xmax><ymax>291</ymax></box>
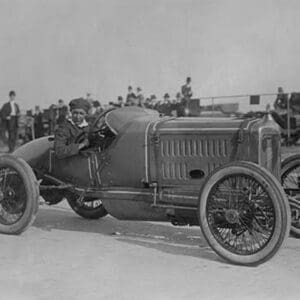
<box><xmin>71</xmin><ymin>108</ymin><xmax>87</xmax><ymax>125</ymax></box>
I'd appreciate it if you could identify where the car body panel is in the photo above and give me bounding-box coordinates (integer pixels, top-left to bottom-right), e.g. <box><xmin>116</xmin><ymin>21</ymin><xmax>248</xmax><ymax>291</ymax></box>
<box><xmin>14</xmin><ymin>107</ymin><xmax>281</xmax><ymax>223</ymax></box>
<box><xmin>99</xmin><ymin>113</ymin><xmax>159</xmax><ymax>188</ymax></box>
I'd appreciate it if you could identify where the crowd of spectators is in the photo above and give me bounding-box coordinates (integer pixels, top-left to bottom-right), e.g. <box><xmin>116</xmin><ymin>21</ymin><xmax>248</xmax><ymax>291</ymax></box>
<box><xmin>108</xmin><ymin>77</ymin><xmax>193</xmax><ymax>116</ymax></box>
<box><xmin>34</xmin><ymin>76</ymin><xmax>193</xmax><ymax>136</ymax></box>
<box><xmin>0</xmin><ymin>77</ymin><xmax>193</xmax><ymax>150</ymax></box>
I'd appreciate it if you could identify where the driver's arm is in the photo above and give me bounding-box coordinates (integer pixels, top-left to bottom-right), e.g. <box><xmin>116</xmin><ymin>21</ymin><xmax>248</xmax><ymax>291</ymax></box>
<box><xmin>54</xmin><ymin>124</ymin><xmax>88</xmax><ymax>159</ymax></box>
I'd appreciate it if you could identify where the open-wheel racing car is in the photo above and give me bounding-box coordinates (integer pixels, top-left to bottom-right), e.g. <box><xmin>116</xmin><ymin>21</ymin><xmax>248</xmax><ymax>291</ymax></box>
<box><xmin>0</xmin><ymin>106</ymin><xmax>297</xmax><ymax>266</ymax></box>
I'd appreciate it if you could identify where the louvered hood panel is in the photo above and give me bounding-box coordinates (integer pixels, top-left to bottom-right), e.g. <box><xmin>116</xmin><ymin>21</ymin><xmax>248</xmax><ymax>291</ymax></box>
<box><xmin>150</xmin><ymin>117</ymin><xmax>260</xmax><ymax>186</ymax></box>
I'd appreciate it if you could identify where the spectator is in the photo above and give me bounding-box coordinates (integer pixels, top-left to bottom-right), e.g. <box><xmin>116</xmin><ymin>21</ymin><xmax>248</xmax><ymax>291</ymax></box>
<box><xmin>87</xmin><ymin>100</ymin><xmax>102</xmax><ymax>123</ymax></box>
<box><xmin>274</xmin><ymin>87</ymin><xmax>288</xmax><ymax>111</ymax></box>
<box><xmin>34</xmin><ymin>105</ymin><xmax>44</xmax><ymax>138</ymax></box>
<box><xmin>57</xmin><ymin>99</ymin><xmax>68</xmax><ymax>125</ymax></box>
<box><xmin>164</xmin><ymin>93</ymin><xmax>170</xmax><ymax>102</ymax></box>
<box><xmin>154</xmin><ymin>98</ymin><xmax>161</xmax><ymax>112</ymax></box>
<box><xmin>181</xmin><ymin>77</ymin><xmax>193</xmax><ymax>102</ymax></box>
<box><xmin>48</xmin><ymin>104</ymin><xmax>57</xmax><ymax>135</ymax></box>
<box><xmin>0</xmin><ymin>111</ymin><xmax>6</xmax><ymax>144</ymax></box>
<box><xmin>159</xmin><ymin>93</ymin><xmax>171</xmax><ymax>115</ymax></box>
<box><xmin>126</xmin><ymin>93</ymin><xmax>138</xmax><ymax>106</ymax></box>
<box><xmin>115</xmin><ymin>96</ymin><xmax>124</xmax><ymax>108</ymax></box>
<box><xmin>108</xmin><ymin>101</ymin><xmax>115</xmax><ymax>108</ymax></box>
<box><xmin>149</xmin><ymin>95</ymin><xmax>157</xmax><ymax>109</ymax></box>
<box><xmin>126</xmin><ymin>86</ymin><xmax>136</xmax><ymax>104</ymax></box>
<box><xmin>0</xmin><ymin>90</ymin><xmax>20</xmax><ymax>152</ymax></box>
<box><xmin>85</xmin><ymin>92</ymin><xmax>95</xmax><ymax>113</ymax></box>
<box><xmin>175</xmin><ymin>92</ymin><xmax>185</xmax><ymax>117</ymax></box>
<box><xmin>170</xmin><ymin>95</ymin><xmax>178</xmax><ymax>117</ymax></box>
<box><xmin>144</xmin><ymin>98</ymin><xmax>152</xmax><ymax>109</ymax></box>
<box><xmin>136</xmin><ymin>87</ymin><xmax>145</xmax><ymax>107</ymax></box>
<box><xmin>86</xmin><ymin>92</ymin><xmax>93</xmax><ymax>103</ymax></box>
<box><xmin>176</xmin><ymin>92</ymin><xmax>182</xmax><ymax>103</ymax></box>
<box><xmin>93</xmin><ymin>100</ymin><xmax>103</xmax><ymax>113</ymax></box>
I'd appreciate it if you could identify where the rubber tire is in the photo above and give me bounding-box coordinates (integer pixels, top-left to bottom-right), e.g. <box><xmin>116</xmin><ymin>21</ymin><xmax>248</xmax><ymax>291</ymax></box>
<box><xmin>40</xmin><ymin>180</ymin><xmax>65</xmax><ymax>205</ymax></box>
<box><xmin>198</xmin><ymin>161</ymin><xmax>291</xmax><ymax>266</ymax></box>
<box><xmin>66</xmin><ymin>193</ymin><xmax>108</xmax><ymax>219</ymax></box>
<box><xmin>287</xmin><ymin>197</ymin><xmax>300</xmax><ymax>238</ymax></box>
<box><xmin>281</xmin><ymin>154</ymin><xmax>300</xmax><ymax>238</ymax></box>
<box><xmin>0</xmin><ymin>154</ymin><xmax>39</xmax><ymax>234</ymax></box>
<box><xmin>281</xmin><ymin>154</ymin><xmax>300</xmax><ymax>176</ymax></box>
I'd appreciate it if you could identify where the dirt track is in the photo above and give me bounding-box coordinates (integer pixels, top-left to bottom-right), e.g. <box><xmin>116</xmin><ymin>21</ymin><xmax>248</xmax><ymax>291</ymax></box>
<box><xmin>0</xmin><ymin>201</ymin><xmax>299</xmax><ymax>300</ymax></box>
<box><xmin>0</xmin><ymin>145</ymin><xmax>299</xmax><ymax>299</ymax></box>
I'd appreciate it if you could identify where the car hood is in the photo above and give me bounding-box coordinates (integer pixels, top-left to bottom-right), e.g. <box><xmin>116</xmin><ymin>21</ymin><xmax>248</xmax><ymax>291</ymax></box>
<box><xmin>105</xmin><ymin>107</ymin><xmax>159</xmax><ymax>134</ymax></box>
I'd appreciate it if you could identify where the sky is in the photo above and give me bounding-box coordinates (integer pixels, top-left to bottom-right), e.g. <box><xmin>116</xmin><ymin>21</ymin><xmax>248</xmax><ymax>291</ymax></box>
<box><xmin>0</xmin><ymin>0</ymin><xmax>300</xmax><ymax>111</ymax></box>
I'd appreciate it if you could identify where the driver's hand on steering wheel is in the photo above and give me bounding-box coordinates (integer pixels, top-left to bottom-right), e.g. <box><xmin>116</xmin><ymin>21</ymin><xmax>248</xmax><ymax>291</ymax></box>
<box><xmin>78</xmin><ymin>138</ymin><xmax>90</xmax><ymax>150</ymax></box>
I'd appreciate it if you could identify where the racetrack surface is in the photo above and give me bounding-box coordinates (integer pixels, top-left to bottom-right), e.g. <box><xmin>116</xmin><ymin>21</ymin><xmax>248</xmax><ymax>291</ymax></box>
<box><xmin>0</xmin><ymin>201</ymin><xmax>299</xmax><ymax>300</ymax></box>
<box><xmin>0</xmin><ymin>144</ymin><xmax>299</xmax><ymax>299</ymax></box>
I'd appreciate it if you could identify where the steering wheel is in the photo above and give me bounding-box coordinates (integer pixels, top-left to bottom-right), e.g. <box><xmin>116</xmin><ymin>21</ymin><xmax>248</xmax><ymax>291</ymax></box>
<box><xmin>75</xmin><ymin>108</ymin><xmax>115</xmax><ymax>147</ymax></box>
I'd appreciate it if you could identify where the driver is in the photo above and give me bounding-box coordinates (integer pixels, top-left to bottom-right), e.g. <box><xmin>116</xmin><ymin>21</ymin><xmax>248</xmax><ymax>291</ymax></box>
<box><xmin>54</xmin><ymin>98</ymin><xmax>91</xmax><ymax>159</ymax></box>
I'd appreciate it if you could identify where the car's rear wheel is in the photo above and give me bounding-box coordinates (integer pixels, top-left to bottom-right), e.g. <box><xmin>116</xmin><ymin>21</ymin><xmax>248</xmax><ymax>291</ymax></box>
<box><xmin>66</xmin><ymin>193</ymin><xmax>107</xmax><ymax>219</ymax></box>
<box><xmin>281</xmin><ymin>154</ymin><xmax>300</xmax><ymax>238</ymax></box>
<box><xmin>0</xmin><ymin>154</ymin><xmax>39</xmax><ymax>234</ymax></box>
<box><xmin>198</xmin><ymin>161</ymin><xmax>290</xmax><ymax>266</ymax></box>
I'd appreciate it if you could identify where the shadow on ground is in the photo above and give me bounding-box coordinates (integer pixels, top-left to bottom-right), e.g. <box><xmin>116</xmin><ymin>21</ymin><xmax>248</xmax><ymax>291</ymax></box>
<box><xmin>33</xmin><ymin>204</ymin><xmax>220</xmax><ymax>263</ymax></box>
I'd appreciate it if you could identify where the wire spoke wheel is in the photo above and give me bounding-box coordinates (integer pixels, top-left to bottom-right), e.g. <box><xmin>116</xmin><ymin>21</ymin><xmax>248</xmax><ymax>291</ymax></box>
<box><xmin>289</xmin><ymin>198</ymin><xmax>300</xmax><ymax>231</ymax></box>
<box><xmin>206</xmin><ymin>174</ymin><xmax>275</xmax><ymax>255</ymax></box>
<box><xmin>199</xmin><ymin>161</ymin><xmax>290</xmax><ymax>266</ymax></box>
<box><xmin>66</xmin><ymin>193</ymin><xmax>108</xmax><ymax>220</ymax></box>
<box><xmin>0</xmin><ymin>155</ymin><xmax>39</xmax><ymax>234</ymax></box>
<box><xmin>0</xmin><ymin>167</ymin><xmax>27</xmax><ymax>225</ymax></box>
<box><xmin>282</xmin><ymin>165</ymin><xmax>300</xmax><ymax>192</ymax></box>
<box><xmin>281</xmin><ymin>154</ymin><xmax>300</xmax><ymax>237</ymax></box>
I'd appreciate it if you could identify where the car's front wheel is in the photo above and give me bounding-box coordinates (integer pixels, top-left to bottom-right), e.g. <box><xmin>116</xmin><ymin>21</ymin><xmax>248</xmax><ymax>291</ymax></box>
<box><xmin>198</xmin><ymin>161</ymin><xmax>290</xmax><ymax>266</ymax></box>
<box><xmin>66</xmin><ymin>193</ymin><xmax>108</xmax><ymax>219</ymax></box>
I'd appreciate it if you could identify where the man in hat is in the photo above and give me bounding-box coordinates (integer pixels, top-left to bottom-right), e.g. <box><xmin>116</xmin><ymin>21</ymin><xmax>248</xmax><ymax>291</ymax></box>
<box><xmin>159</xmin><ymin>93</ymin><xmax>171</xmax><ymax>116</ymax></box>
<box><xmin>126</xmin><ymin>86</ymin><xmax>136</xmax><ymax>104</ymax></box>
<box><xmin>56</xmin><ymin>99</ymin><xmax>68</xmax><ymax>125</ymax></box>
<box><xmin>115</xmin><ymin>96</ymin><xmax>124</xmax><ymax>108</ymax></box>
<box><xmin>136</xmin><ymin>87</ymin><xmax>145</xmax><ymax>107</ymax></box>
<box><xmin>274</xmin><ymin>87</ymin><xmax>288</xmax><ymax>111</ymax></box>
<box><xmin>54</xmin><ymin>98</ymin><xmax>91</xmax><ymax>159</ymax></box>
<box><xmin>181</xmin><ymin>77</ymin><xmax>193</xmax><ymax>101</ymax></box>
<box><xmin>1</xmin><ymin>90</ymin><xmax>20</xmax><ymax>152</ymax></box>
<box><xmin>175</xmin><ymin>92</ymin><xmax>185</xmax><ymax>117</ymax></box>
<box><xmin>126</xmin><ymin>93</ymin><xmax>138</xmax><ymax>106</ymax></box>
<box><xmin>148</xmin><ymin>94</ymin><xmax>157</xmax><ymax>109</ymax></box>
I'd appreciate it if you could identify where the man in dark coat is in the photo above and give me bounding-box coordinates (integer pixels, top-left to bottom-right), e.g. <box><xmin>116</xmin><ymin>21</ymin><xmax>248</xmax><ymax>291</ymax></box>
<box><xmin>1</xmin><ymin>90</ymin><xmax>20</xmax><ymax>152</ymax></box>
<box><xmin>34</xmin><ymin>105</ymin><xmax>44</xmax><ymax>138</ymax></box>
<box><xmin>126</xmin><ymin>86</ymin><xmax>136</xmax><ymax>105</ymax></box>
<box><xmin>54</xmin><ymin>98</ymin><xmax>90</xmax><ymax>159</ymax></box>
<box><xmin>159</xmin><ymin>93</ymin><xmax>171</xmax><ymax>116</ymax></box>
<box><xmin>56</xmin><ymin>99</ymin><xmax>68</xmax><ymax>125</ymax></box>
<box><xmin>181</xmin><ymin>77</ymin><xmax>193</xmax><ymax>101</ymax></box>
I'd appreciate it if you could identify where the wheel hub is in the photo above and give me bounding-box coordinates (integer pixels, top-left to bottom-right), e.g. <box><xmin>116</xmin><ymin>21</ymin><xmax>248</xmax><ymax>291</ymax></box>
<box><xmin>224</xmin><ymin>209</ymin><xmax>240</xmax><ymax>224</ymax></box>
<box><xmin>1</xmin><ymin>186</ymin><xmax>23</xmax><ymax>214</ymax></box>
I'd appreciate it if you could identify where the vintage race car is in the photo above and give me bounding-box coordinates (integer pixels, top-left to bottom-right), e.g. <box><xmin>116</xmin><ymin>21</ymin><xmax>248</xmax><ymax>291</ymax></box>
<box><xmin>0</xmin><ymin>106</ymin><xmax>297</xmax><ymax>266</ymax></box>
